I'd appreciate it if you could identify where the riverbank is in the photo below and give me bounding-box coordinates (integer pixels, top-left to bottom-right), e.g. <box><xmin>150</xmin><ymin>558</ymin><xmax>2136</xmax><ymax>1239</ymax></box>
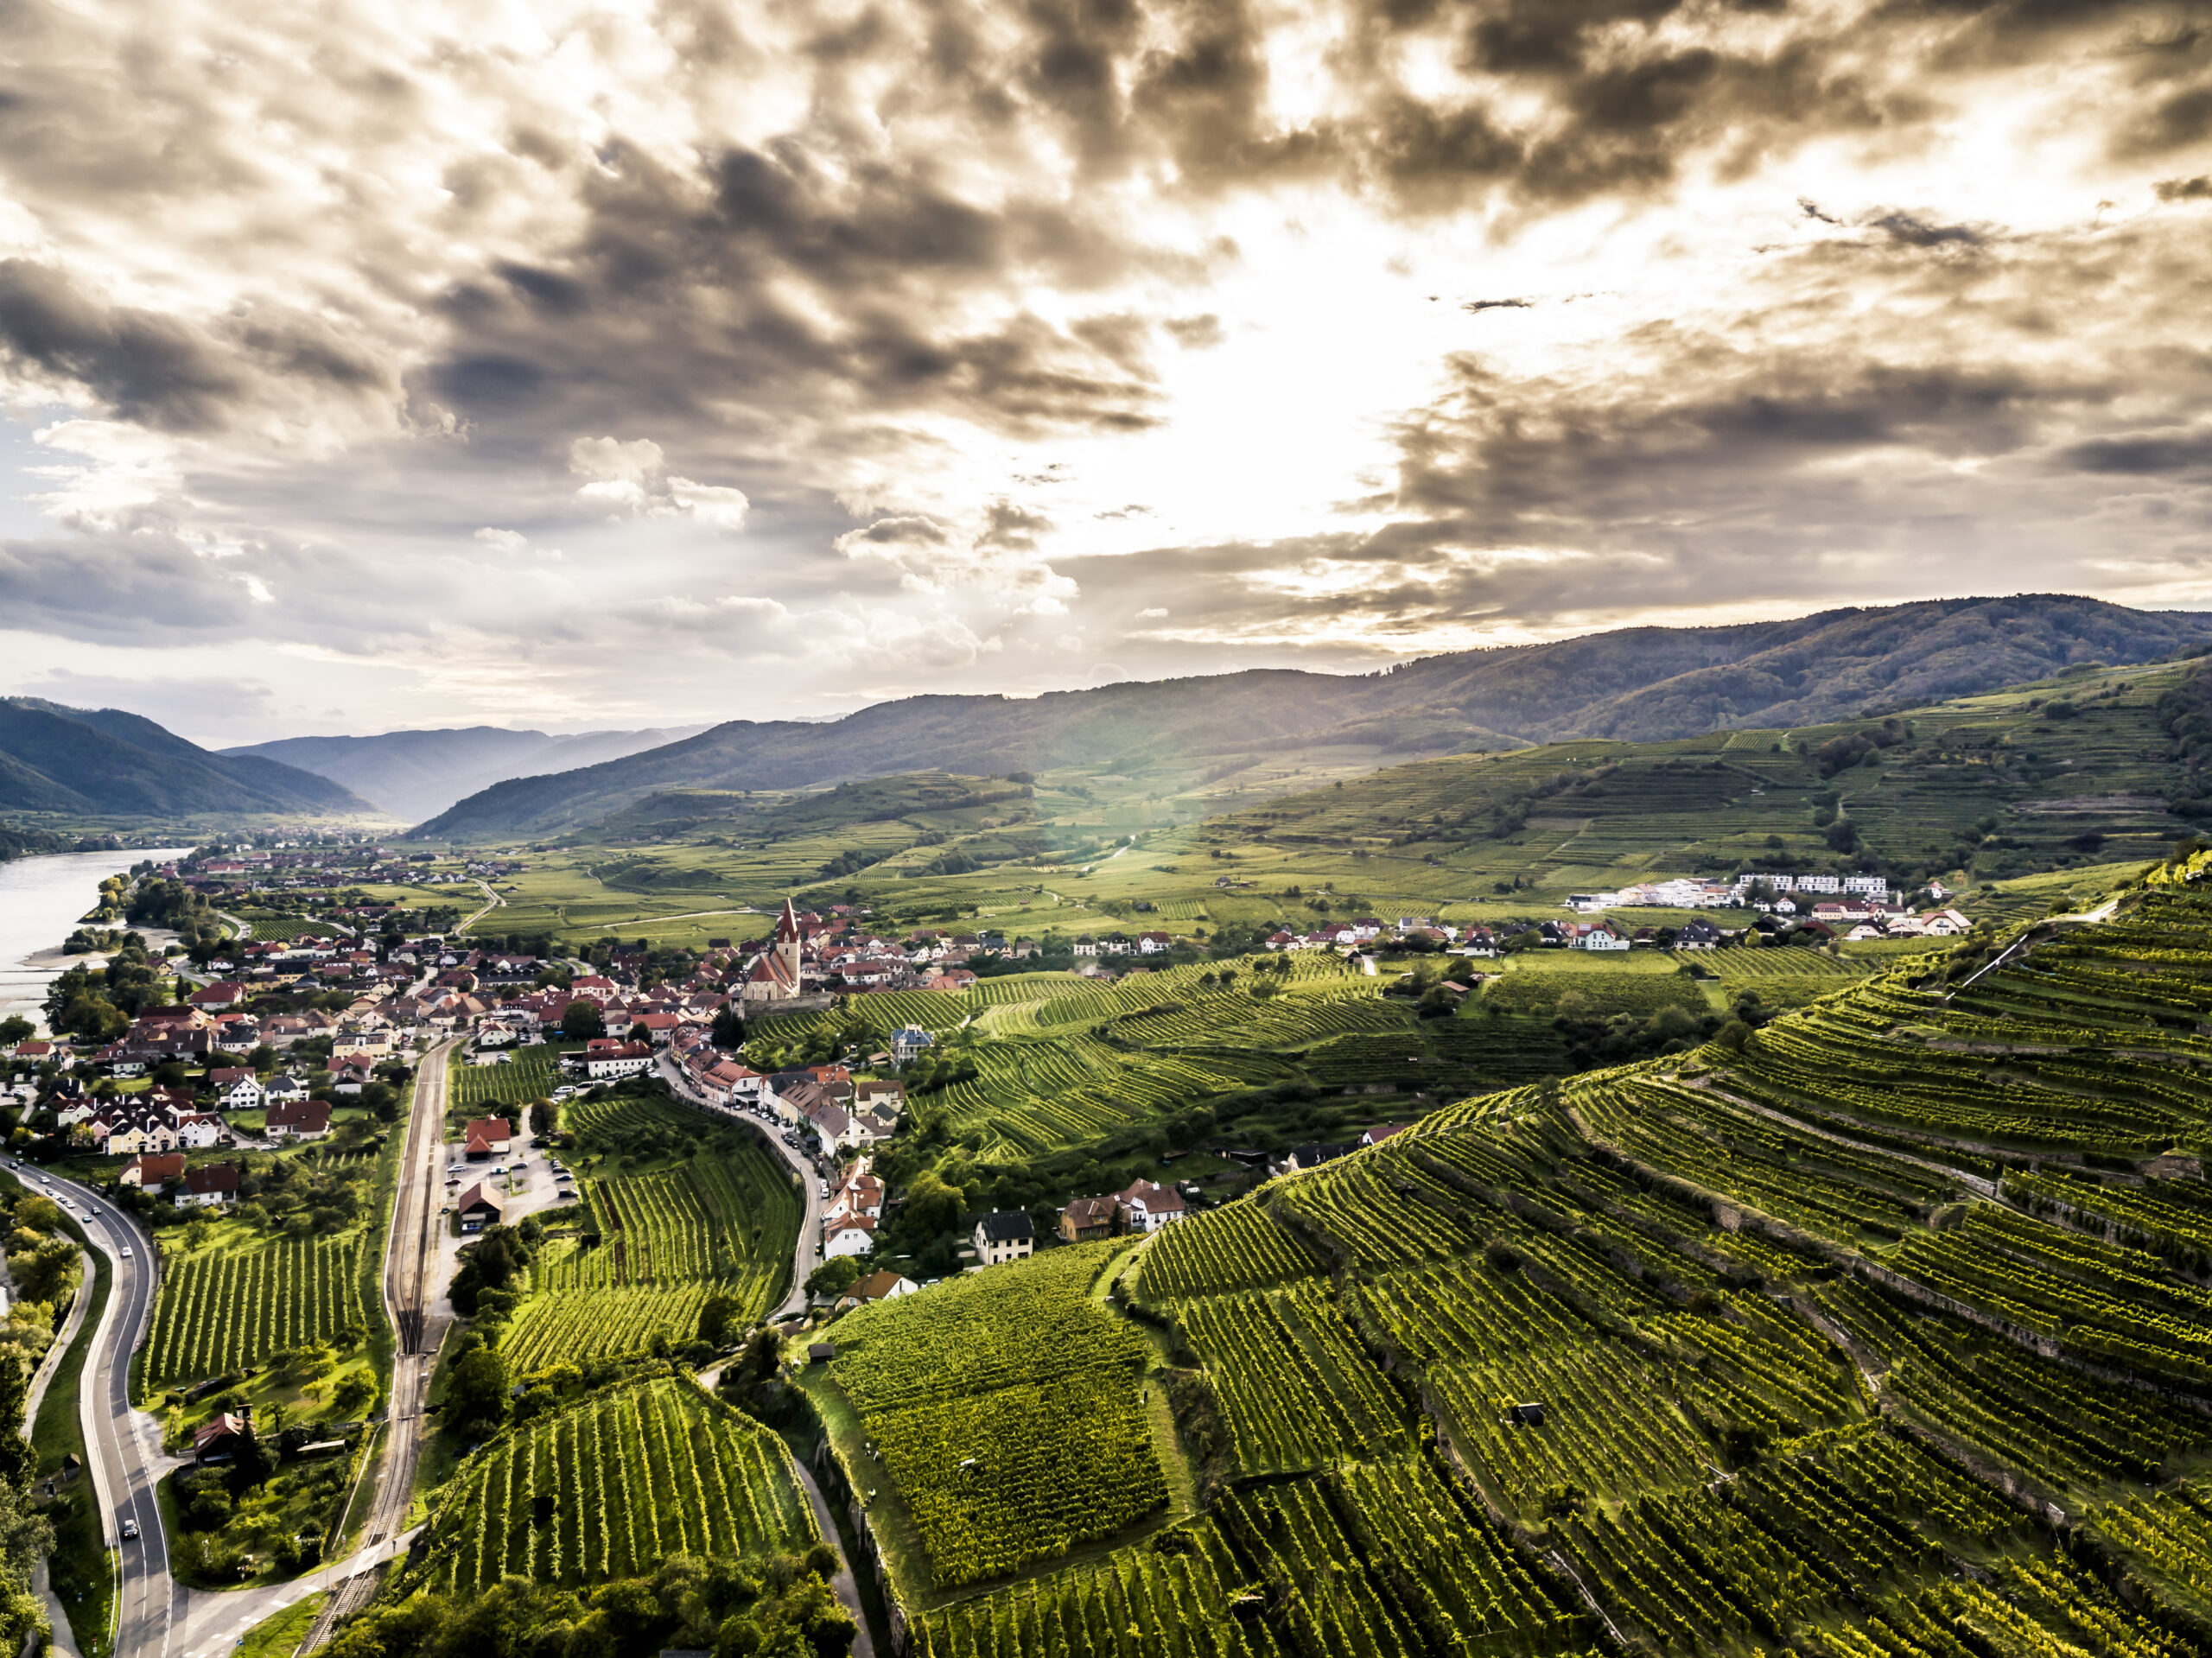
<box><xmin>0</xmin><ymin>850</ymin><xmax>191</xmax><ymax>1035</ymax></box>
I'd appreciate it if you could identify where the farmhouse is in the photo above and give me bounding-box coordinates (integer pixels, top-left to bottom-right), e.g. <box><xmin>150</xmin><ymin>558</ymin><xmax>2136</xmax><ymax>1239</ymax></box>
<box><xmin>464</xmin><ymin>1117</ymin><xmax>512</xmax><ymax>1160</ymax></box>
<box><xmin>1058</xmin><ymin>1196</ymin><xmax>1119</xmax><ymax>1243</ymax></box>
<box><xmin>194</xmin><ymin>1413</ymin><xmax>251</xmax><ymax>1464</ymax></box>
<box><xmin>119</xmin><ymin>1152</ymin><xmax>186</xmax><ymax>1193</ymax></box>
<box><xmin>847</xmin><ymin>1270</ymin><xmax>917</xmax><ymax>1305</ymax></box>
<box><xmin>1114</xmin><ymin>1179</ymin><xmax>1188</xmax><ymax>1232</ymax></box>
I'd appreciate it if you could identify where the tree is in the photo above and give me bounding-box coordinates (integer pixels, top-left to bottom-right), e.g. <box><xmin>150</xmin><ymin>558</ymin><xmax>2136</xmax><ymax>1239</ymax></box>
<box><xmin>444</xmin><ymin>1345</ymin><xmax>511</xmax><ymax>1439</ymax></box>
<box><xmin>225</xmin><ymin>1427</ymin><xmax>276</xmax><ymax>1496</ymax></box>
<box><xmin>561</xmin><ymin>1001</ymin><xmax>606</xmax><ymax>1041</ymax></box>
<box><xmin>696</xmin><ymin>1290</ymin><xmax>746</xmax><ymax>1348</ymax></box>
<box><xmin>0</xmin><ymin>1017</ymin><xmax>29</xmax><ymax>1047</ymax></box>
<box><xmin>529</xmin><ymin>1098</ymin><xmax>558</xmax><ymax>1138</ymax></box>
<box><xmin>804</xmin><ymin>1256</ymin><xmax>861</xmax><ymax>1299</ymax></box>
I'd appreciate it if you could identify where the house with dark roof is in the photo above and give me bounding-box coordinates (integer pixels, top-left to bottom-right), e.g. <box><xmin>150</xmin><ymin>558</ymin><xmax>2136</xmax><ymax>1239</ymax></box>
<box><xmin>177</xmin><ymin>1161</ymin><xmax>242</xmax><ymax>1209</ymax></box>
<box><xmin>971</xmin><ymin>1210</ymin><xmax>1035</xmax><ymax>1267</ymax></box>
<box><xmin>265</xmin><ymin>1098</ymin><xmax>332</xmax><ymax>1140</ymax></box>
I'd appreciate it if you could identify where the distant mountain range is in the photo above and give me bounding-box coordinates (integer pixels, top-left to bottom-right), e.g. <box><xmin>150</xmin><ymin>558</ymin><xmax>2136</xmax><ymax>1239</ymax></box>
<box><xmin>415</xmin><ymin>594</ymin><xmax>2212</xmax><ymax>839</ymax></box>
<box><xmin>0</xmin><ymin>699</ymin><xmax>372</xmax><ymax>818</ymax></box>
<box><xmin>223</xmin><ymin>725</ymin><xmax>710</xmax><ymax>823</ymax></box>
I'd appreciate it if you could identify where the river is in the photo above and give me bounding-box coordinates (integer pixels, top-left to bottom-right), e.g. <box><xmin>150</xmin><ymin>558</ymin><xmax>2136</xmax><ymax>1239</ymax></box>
<box><xmin>0</xmin><ymin>848</ymin><xmax>194</xmax><ymax>1035</ymax></box>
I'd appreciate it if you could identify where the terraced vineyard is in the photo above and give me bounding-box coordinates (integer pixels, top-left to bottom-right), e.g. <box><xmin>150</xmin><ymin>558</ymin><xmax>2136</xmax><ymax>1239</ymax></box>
<box><xmin>818</xmin><ymin>1242</ymin><xmax>1166</xmax><ymax>1590</ymax></box>
<box><xmin>880</xmin><ymin>868</ymin><xmax>2212</xmax><ymax>1652</ymax></box>
<box><xmin>499</xmin><ymin>1099</ymin><xmax>802</xmax><ymax>1369</ymax></box>
<box><xmin>760</xmin><ymin>952</ymin><xmax>1581</xmax><ymax>1158</ymax></box>
<box><xmin>145</xmin><ymin>1235</ymin><xmax>369</xmax><ymax>1386</ymax></box>
<box><xmin>416</xmin><ymin>1376</ymin><xmax>817</xmax><ymax>1593</ymax></box>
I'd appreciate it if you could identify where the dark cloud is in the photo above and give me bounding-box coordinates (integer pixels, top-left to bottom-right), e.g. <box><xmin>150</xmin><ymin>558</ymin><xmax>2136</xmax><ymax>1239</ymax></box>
<box><xmin>1863</xmin><ymin>210</ymin><xmax>1986</xmax><ymax>246</ymax></box>
<box><xmin>1465</xmin><ymin>298</ymin><xmax>1533</xmax><ymax>313</ymax></box>
<box><xmin>2156</xmin><ymin>174</ymin><xmax>2212</xmax><ymax>198</ymax></box>
<box><xmin>2061</xmin><ymin>430</ymin><xmax>2212</xmax><ymax>473</ymax></box>
<box><xmin>1164</xmin><ymin>314</ymin><xmax>1224</xmax><ymax>346</ymax></box>
<box><xmin>0</xmin><ymin>261</ymin><xmax>244</xmax><ymax>432</ymax></box>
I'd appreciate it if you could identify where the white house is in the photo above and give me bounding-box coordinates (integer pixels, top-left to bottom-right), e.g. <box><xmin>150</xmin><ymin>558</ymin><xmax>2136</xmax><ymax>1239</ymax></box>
<box><xmin>1114</xmin><ymin>1179</ymin><xmax>1189</xmax><ymax>1232</ymax></box>
<box><xmin>175</xmin><ymin>1114</ymin><xmax>225</xmax><ymax>1150</ymax></box>
<box><xmin>823</xmin><ymin>1217</ymin><xmax>877</xmax><ymax>1260</ymax></box>
<box><xmin>971</xmin><ymin>1210</ymin><xmax>1034</xmax><ymax>1267</ymax></box>
<box><xmin>891</xmin><ymin>1026</ymin><xmax>934</xmax><ymax>1066</ymax></box>
<box><xmin>207</xmin><ymin>1070</ymin><xmax>263</xmax><ymax>1110</ymax></box>
<box><xmin>1574</xmin><ymin>930</ymin><xmax>1631</xmax><ymax>952</ymax></box>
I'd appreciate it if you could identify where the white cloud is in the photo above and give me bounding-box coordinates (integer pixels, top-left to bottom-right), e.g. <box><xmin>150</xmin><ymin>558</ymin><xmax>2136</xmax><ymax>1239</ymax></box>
<box><xmin>569</xmin><ymin>436</ymin><xmax>747</xmax><ymax>530</ymax></box>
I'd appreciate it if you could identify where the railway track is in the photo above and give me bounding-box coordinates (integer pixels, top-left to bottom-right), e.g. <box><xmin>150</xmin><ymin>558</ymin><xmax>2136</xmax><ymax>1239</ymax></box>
<box><xmin>299</xmin><ymin>1038</ymin><xmax>456</xmax><ymax>1650</ymax></box>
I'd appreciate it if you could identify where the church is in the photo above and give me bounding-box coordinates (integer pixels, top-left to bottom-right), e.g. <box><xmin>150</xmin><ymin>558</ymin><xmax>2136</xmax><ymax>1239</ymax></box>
<box><xmin>737</xmin><ymin>898</ymin><xmax>807</xmax><ymax>1004</ymax></box>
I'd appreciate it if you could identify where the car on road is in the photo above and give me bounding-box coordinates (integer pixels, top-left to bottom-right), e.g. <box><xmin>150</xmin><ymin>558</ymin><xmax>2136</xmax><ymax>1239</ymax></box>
<box><xmin>121</xmin><ymin>1246</ymin><xmax>133</xmax><ymax>1258</ymax></box>
<box><xmin>121</xmin><ymin>1519</ymin><xmax>139</xmax><ymax>1540</ymax></box>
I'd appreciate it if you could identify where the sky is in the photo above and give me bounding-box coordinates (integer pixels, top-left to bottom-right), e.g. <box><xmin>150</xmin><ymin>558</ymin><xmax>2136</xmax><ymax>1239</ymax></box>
<box><xmin>0</xmin><ymin>0</ymin><xmax>2208</xmax><ymax>745</ymax></box>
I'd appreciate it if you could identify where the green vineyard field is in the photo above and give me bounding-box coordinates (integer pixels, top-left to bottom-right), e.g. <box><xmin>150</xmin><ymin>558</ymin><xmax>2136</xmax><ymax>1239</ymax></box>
<box><xmin>419</xmin><ymin>1376</ymin><xmax>817</xmax><ymax>1594</ymax></box>
<box><xmin>145</xmin><ymin>1236</ymin><xmax>368</xmax><ymax>1386</ymax></box>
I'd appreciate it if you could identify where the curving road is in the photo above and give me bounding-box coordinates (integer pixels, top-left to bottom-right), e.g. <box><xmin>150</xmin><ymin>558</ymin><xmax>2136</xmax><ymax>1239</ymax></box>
<box><xmin>27</xmin><ymin>1165</ymin><xmax>177</xmax><ymax>1658</ymax></box>
<box><xmin>27</xmin><ymin>1039</ymin><xmax>461</xmax><ymax>1658</ymax></box>
<box><xmin>655</xmin><ymin>1054</ymin><xmax>823</xmax><ymax>1318</ymax></box>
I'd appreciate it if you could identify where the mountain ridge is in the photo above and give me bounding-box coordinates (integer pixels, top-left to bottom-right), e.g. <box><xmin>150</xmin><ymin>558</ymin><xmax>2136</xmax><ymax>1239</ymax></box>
<box><xmin>0</xmin><ymin>699</ymin><xmax>374</xmax><ymax>818</ymax></box>
<box><xmin>223</xmin><ymin>723</ymin><xmax>710</xmax><ymax>823</ymax></box>
<box><xmin>414</xmin><ymin>594</ymin><xmax>2212</xmax><ymax>838</ymax></box>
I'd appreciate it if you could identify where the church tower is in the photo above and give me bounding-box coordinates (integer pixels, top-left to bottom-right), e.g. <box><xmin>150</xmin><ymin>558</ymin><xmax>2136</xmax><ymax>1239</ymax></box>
<box><xmin>773</xmin><ymin>897</ymin><xmax>803</xmax><ymax>992</ymax></box>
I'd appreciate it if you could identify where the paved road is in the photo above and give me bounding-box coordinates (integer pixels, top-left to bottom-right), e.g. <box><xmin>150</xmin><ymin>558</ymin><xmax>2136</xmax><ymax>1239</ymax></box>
<box><xmin>22</xmin><ymin>1040</ymin><xmax>461</xmax><ymax>1658</ymax></box>
<box><xmin>26</xmin><ymin>1166</ymin><xmax>177</xmax><ymax>1658</ymax></box>
<box><xmin>655</xmin><ymin>1055</ymin><xmax>823</xmax><ymax>1318</ymax></box>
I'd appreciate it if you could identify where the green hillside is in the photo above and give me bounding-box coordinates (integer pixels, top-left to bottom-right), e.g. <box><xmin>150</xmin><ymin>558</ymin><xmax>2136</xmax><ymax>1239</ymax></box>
<box><xmin>852</xmin><ymin>855</ymin><xmax>2212</xmax><ymax>1656</ymax></box>
<box><xmin>417</xmin><ymin>596</ymin><xmax>2212</xmax><ymax>838</ymax></box>
<box><xmin>448</xmin><ymin>657</ymin><xmax>2209</xmax><ymax>956</ymax></box>
<box><xmin>0</xmin><ymin>697</ymin><xmax>375</xmax><ymax>818</ymax></box>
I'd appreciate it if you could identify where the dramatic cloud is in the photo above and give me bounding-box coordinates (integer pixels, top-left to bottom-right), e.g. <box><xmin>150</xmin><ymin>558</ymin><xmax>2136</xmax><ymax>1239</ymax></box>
<box><xmin>0</xmin><ymin>0</ymin><xmax>2207</xmax><ymax>735</ymax></box>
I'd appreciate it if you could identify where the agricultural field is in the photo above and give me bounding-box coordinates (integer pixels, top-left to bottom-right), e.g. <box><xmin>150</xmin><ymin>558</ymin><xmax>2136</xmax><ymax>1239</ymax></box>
<box><xmin>143</xmin><ymin>1234</ymin><xmax>369</xmax><ymax>1387</ymax></box>
<box><xmin>437</xmin><ymin>663</ymin><xmax>2204</xmax><ymax>965</ymax></box>
<box><xmin>497</xmin><ymin>1097</ymin><xmax>802</xmax><ymax>1369</ymax></box>
<box><xmin>812</xmin><ymin>1242</ymin><xmax>1169</xmax><ymax>1593</ymax></box>
<box><xmin>414</xmin><ymin>1375</ymin><xmax>817</xmax><ymax>1594</ymax></box>
<box><xmin>137</xmin><ymin>1132</ymin><xmax>397</xmax><ymax>1411</ymax></box>
<box><xmin>448</xmin><ymin>1042</ymin><xmax>568</xmax><ymax>1114</ymax></box>
<box><xmin>844</xmin><ymin>864</ymin><xmax>2212</xmax><ymax>1653</ymax></box>
<box><xmin>753</xmin><ymin>953</ymin><xmax>1580</xmax><ymax>1161</ymax></box>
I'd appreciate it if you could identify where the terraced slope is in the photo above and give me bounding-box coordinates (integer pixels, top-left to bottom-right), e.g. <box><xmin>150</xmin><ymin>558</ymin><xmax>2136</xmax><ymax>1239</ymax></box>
<box><xmin>897</xmin><ymin>867</ymin><xmax>2212</xmax><ymax>1655</ymax></box>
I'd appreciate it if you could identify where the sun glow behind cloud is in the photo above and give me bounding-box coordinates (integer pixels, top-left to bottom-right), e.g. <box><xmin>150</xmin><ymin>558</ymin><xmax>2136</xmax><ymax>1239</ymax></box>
<box><xmin>0</xmin><ymin>0</ymin><xmax>2205</xmax><ymax>740</ymax></box>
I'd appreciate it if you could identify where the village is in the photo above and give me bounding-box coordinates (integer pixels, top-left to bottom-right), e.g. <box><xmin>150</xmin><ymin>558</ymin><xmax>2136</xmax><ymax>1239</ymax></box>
<box><xmin>6</xmin><ymin>860</ymin><xmax>1980</xmax><ymax>1315</ymax></box>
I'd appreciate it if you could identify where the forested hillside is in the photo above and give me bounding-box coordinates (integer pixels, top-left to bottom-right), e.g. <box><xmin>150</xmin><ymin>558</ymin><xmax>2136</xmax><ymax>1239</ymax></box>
<box><xmin>418</xmin><ymin>596</ymin><xmax>2212</xmax><ymax>836</ymax></box>
<box><xmin>0</xmin><ymin>698</ymin><xmax>372</xmax><ymax>817</ymax></box>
